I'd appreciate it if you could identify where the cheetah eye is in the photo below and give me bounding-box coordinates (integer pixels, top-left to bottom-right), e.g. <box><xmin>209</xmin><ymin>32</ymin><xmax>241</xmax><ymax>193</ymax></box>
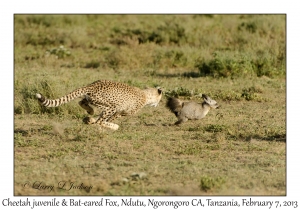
<box><xmin>157</xmin><ymin>88</ymin><xmax>163</xmax><ymax>94</ymax></box>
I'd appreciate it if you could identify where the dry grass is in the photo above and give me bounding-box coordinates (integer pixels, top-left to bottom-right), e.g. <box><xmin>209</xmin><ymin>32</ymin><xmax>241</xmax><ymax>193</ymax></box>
<box><xmin>14</xmin><ymin>75</ymin><xmax>286</xmax><ymax>195</ymax></box>
<box><xmin>14</xmin><ymin>14</ymin><xmax>286</xmax><ymax>195</ymax></box>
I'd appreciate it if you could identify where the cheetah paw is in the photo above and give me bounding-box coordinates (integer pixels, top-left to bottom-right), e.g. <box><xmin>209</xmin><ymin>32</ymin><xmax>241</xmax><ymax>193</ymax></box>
<box><xmin>83</xmin><ymin>116</ymin><xmax>96</xmax><ymax>124</ymax></box>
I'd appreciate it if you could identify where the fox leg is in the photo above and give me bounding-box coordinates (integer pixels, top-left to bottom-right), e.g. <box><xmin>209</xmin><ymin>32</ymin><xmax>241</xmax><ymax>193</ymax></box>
<box><xmin>174</xmin><ymin>117</ymin><xmax>188</xmax><ymax>125</ymax></box>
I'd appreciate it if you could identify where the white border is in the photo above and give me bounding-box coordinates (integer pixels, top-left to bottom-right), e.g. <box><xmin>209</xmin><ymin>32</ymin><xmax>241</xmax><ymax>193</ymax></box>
<box><xmin>2</xmin><ymin>1</ymin><xmax>299</xmax><ymax>209</ymax></box>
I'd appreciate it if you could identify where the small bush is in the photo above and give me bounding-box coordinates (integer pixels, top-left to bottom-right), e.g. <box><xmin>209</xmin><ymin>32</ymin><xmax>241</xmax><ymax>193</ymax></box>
<box><xmin>45</xmin><ymin>45</ymin><xmax>71</xmax><ymax>59</ymax></box>
<box><xmin>200</xmin><ymin>176</ymin><xmax>226</xmax><ymax>191</ymax></box>
<box><xmin>164</xmin><ymin>50</ymin><xmax>187</xmax><ymax>66</ymax></box>
<box><xmin>195</xmin><ymin>52</ymin><xmax>254</xmax><ymax>78</ymax></box>
<box><xmin>174</xmin><ymin>143</ymin><xmax>203</xmax><ymax>155</ymax></box>
<box><xmin>204</xmin><ymin>124</ymin><xmax>227</xmax><ymax>133</ymax></box>
<box><xmin>241</xmin><ymin>86</ymin><xmax>266</xmax><ymax>101</ymax></box>
<box><xmin>25</xmin><ymin>15</ymin><xmax>54</xmax><ymax>27</ymax></box>
<box><xmin>156</xmin><ymin>22</ymin><xmax>187</xmax><ymax>45</ymax></box>
<box><xmin>84</xmin><ymin>60</ymin><xmax>101</xmax><ymax>69</ymax></box>
<box><xmin>110</xmin><ymin>21</ymin><xmax>187</xmax><ymax>46</ymax></box>
<box><xmin>214</xmin><ymin>90</ymin><xmax>242</xmax><ymax>101</ymax></box>
<box><xmin>238</xmin><ymin>21</ymin><xmax>258</xmax><ymax>33</ymax></box>
<box><xmin>14</xmin><ymin>80</ymin><xmax>83</xmax><ymax>115</ymax></box>
<box><xmin>164</xmin><ymin>87</ymin><xmax>202</xmax><ymax>98</ymax></box>
<box><xmin>253</xmin><ymin>51</ymin><xmax>285</xmax><ymax>78</ymax></box>
<box><xmin>14</xmin><ymin>83</ymin><xmax>42</xmax><ymax>114</ymax></box>
<box><xmin>195</xmin><ymin>51</ymin><xmax>285</xmax><ymax>78</ymax></box>
<box><xmin>105</xmin><ymin>51</ymin><xmax>120</xmax><ymax>69</ymax></box>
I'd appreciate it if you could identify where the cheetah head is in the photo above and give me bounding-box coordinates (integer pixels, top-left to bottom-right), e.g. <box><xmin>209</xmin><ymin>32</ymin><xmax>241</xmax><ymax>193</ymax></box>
<box><xmin>143</xmin><ymin>87</ymin><xmax>163</xmax><ymax>107</ymax></box>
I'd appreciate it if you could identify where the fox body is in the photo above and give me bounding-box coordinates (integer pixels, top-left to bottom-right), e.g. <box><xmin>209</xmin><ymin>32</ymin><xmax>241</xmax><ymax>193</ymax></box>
<box><xmin>166</xmin><ymin>94</ymin><xmax>219</xmax><ymax>125</ymax></box>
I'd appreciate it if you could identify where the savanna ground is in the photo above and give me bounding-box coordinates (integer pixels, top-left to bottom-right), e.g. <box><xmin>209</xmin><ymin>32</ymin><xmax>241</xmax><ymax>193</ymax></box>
<box><xmin>14</xmin><ymin>15</ymin><xmax>286</xmax><ymax>195</ymax></box>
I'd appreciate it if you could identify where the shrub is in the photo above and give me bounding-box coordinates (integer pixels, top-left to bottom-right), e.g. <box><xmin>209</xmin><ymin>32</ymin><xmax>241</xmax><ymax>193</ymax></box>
<box><xmin>241</xmin><ymin>86</ymin><xmax>265</xmax><ymax>101</ymax></box>
<box><xmin>110</xmin><ymin>21</ymin><xmax>187</xmax><ymax>46</ymax></box>
<box><xmin>195</xmin><ymin>52</ymin><xmax>254</xmax><ymax>78</ymax></box>
<box><xmin>164</xmin><ymin>87</ymin><xmax>202</xmax><ymax>98</ymax></box>
<box><xmin>45</xmin><ymin>45</ymin><xmax>71</xmax><ymax>59</ymax></box>
<box><xmin>238</xmin><ymin>21</ymin><xmax>258</xmax><ymax>33</ymax></box>
<box><xmin>200</xmin><ymin>176</ymin><xmax>226</xmax><ymax>191</ymax></box>
<box><xmin>84</xmin><ymin>60</ymin><xmax>101</xmax><ymax>69</ymax></box>
<box><xmin>195</xmin><ymin>51</ymin><xmax>285</xmax><ymax>78</ymax></box>
<box><xmin>204</xmin><ymin>124</ymin><xmax>227</xmax><ymax>133</ymax></box>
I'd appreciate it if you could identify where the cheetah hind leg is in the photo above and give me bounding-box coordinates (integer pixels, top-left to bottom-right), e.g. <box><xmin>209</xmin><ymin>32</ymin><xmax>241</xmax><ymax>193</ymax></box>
<box><xmin>79</xmin><ymin>98</ymin><xmax>94</xmax><ymax>115</ymax></box>
<box><xmin>82</xmin><ymin>112</ymin><xmax>121</xmax><ymax>125</ymax></box>
<box><xmin>107</xmin><ymin>113</ymin><xmax>122</xmax><ymax>122</ymax></box>
<box><xmin>80</xmin><ymin>98</ymin><xmax>97</xmax><ymax>125</ymax></box>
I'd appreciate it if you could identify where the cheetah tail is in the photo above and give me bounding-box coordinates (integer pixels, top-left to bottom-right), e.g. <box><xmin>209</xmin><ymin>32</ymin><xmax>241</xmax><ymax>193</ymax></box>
<box><xmin>36</xmin><ymin>88</ymin><xmax>87</xmax><ymax>107</ymax></box>
<box><xmin>166</xmin><ymin>97</ymin><xmax>183</xmax><ymax>116</ymax></box>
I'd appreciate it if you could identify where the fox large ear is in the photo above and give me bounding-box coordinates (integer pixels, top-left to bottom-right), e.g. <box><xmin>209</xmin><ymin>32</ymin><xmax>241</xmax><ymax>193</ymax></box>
<box><xmin>157</xmin><ymin>87</ymin><xmax>163</xmax><ymax>95</ymax></box>
<box><xmin>202</xmin><ymin>94</ymin><xmax>208</xmax><ymax>100</ymax></box>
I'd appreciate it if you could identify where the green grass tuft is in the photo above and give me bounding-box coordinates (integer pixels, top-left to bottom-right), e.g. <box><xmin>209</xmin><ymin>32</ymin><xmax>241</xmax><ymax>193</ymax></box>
<box><xmin>200</xmin><ymin>176</ymin><xmax>226</xmax><ymax>192</ymax></box>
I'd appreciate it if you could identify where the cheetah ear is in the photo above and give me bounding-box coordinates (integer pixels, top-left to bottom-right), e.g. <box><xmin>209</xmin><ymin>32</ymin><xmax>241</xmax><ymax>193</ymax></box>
<box><xmin>157</xmin><ymin>87</ymin><xmax>163</xmax><ymax>95</ymax></box>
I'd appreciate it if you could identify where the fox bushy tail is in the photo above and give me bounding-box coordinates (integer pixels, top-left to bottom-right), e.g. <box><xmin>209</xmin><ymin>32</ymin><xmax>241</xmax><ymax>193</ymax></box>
<box><xmin>36</xmin><ymin>87</ymin><xmax>87</xmax><ymax>107</ymax></box>
<box><xmin>166</xmin><ymin>97</ymin><xmax>183</xmax><ymax>116</ymax></box>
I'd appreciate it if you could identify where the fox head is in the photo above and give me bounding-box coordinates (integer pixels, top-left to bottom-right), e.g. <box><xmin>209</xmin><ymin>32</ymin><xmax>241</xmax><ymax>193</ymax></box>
<box><xmin>202</xmin><ymin>94</ymin><xmax>219</xmax><ymax>109</ymax></box>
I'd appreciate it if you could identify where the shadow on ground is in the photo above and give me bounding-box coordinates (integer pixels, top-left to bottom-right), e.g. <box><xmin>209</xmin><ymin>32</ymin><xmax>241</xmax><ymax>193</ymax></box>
<box><xmin>156</xmin><ymin>71</ymin><xmax>203</xmax><ymax>78</ymax></box>
<box><xmin>246</xmin><ymin>134</ymin><xmax>286</xmax><ymax>142</ymax></box>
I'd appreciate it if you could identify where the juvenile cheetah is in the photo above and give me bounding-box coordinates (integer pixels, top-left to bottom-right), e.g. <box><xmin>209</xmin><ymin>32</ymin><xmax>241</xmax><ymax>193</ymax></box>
<box><xmin>166</xmin><ymin>94</ymin><xmax>219</xmax><ymax>125</ymax></box>
<box><xmin>36</xmin><ymin>80</ymin><xmax>163</xmax><ymax>130</ymax></box>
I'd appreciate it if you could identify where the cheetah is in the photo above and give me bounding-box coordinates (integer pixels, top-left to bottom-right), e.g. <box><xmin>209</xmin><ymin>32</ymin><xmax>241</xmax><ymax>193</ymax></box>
<box><xmin>36</xmin><ymin>80</ymin><xmax>163</xmax><ymax>130</ymax></box>
<box><xmin>166</xmin><ymin>94</ymin><xmax>219</xmax><ymax>125</ymax></box>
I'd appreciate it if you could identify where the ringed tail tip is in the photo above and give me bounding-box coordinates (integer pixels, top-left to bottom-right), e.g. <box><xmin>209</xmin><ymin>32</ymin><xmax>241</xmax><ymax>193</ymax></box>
<box><xmin>36</xmin><ymin>93</ymin><xmax>45</xmax><ymax>103</ymax></box>
<box><xmin>36</xmin><ymin>93</ymin><xmax>42</xmax><ymax>99</ymax></box>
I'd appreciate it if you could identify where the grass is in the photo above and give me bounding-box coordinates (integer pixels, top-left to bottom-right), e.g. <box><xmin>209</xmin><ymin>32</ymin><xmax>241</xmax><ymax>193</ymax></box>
<box><xmin>14</xmin><ymin>14</ymin><xmax>286</xmax><ymax>195</ymax></box>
